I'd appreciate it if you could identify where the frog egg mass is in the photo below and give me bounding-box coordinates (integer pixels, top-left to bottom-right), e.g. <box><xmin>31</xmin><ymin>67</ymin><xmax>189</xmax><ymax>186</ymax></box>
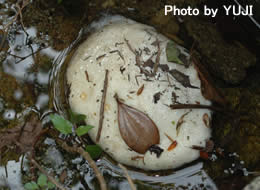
<box><xmin>66</xmin><ymin>16</ymin><xmax>212</xmax><ymax>170</ymax></box>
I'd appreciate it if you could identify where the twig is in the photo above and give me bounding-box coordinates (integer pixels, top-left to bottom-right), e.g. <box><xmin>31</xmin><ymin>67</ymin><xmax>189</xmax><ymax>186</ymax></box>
<box><xmin>30</xmin><ymin>157</ymin><xmax>67</xmax><ymax>190</ymax></box>
<box><xmin>169</xmin><ymin>104</ymin><xmax>224</xmax><ymax>113</ymax></box>
<box><xmin>3</xmin><ymin>0</ymin><xmax>30</xmax><ymax>31</ymax></box>
<box><xmin>153</xmin><ymin>38</ymin><xmax>161</xmax><ymax>74</ymax></box>
<box><xmin>96</xmin><ymin>70</ymin><xmax>109</xmax><ymax>142</ymax></box>
<box><xmin>60</xmin><ymin>142</ymin><xmax>107</xmax><ymax>190</ymax></box>
<box><xmin>7</xmin><ymin>47</ymin><xmax>47</xmax><ymax>64</ymax></box>
<box><xmin>118</xmin><ymin>164</ymin><xmax>136</xmax><ymax>190</ymax></box>
<box><xmin>124</xmin><ymin>38</ymin><xmax>153</xmax><ymax>77</ymax></box>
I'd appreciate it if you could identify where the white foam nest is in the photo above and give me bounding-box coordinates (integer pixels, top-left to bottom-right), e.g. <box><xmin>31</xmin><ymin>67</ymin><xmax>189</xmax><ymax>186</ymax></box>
<box><xmin>66</xmin><ymin>16</ymin><xmax>212</xmax><ymax>170</ymax></box>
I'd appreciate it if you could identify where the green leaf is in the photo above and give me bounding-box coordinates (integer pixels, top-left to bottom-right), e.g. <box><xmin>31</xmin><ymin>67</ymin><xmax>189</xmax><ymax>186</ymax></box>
<box><xmin>171</xmin><ymin>121</ymin><xmax>175</xmax><ymax>125</ymax></box>
<box><xmin>85</xmin><ymin>145</ymin><xmax>103</xmax><ymax>159</ymax></box>
<box><xmin>68</xmin><ymin>109</ymin><xmax>86</xmax><ymax>125</ymax></box>
<box><xmin>76</xmin><ymin>125</ymin><xmax>94</xmax><ymax>136</ymax></box>
<box><xmin>166</xmin><ymin>41</ymin><xmax>184</xmax><ymax>65</ymax></box>
<box><xmin>24</xmin><ymin>182</ymin><xmax>39</xmax><ymax>190</ymax></box>
<box><xmin>57</xmin><ymin>0</ymin><xmax>63</xmax><ymax>4</ymax></box>
<box><xmin>47</xmin><ymin>181</ymin><xmax>56</xmax><ymax>189</ymax></box>
<box><xmin>37</xmin><ymin>174</ymin><xmax>47</xmax><ymax>187</ymax></box>
<box><xmin>50</xmin><ymin>114</ymin><xmax>73</xmax><ymax>135</ymax></box>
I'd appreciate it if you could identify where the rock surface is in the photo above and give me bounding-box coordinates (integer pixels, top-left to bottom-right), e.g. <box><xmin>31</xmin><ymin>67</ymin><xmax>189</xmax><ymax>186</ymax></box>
<box><xmin>67</xmin><ymin>16</ymin><xmax>211</xmax><ymax>170</ymax></box>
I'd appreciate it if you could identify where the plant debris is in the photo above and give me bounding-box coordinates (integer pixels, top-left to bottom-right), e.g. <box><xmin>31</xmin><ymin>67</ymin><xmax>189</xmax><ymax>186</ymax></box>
<box><xmin>153</xmin><ymin>92</ymin><xmax>162</xmax><ymax>104</ymax></box>
<box><xmin>0</xmin><ymin>115</ymin><xmax>44</xmax><ymax>154</ymax></box>
<box><xmin>176</xmin><ymin>111</ymin><xmax>191</xmax><ymax>136</ymax></box>
<box><xmin>137</xmin><ymin>84</ymin><xmax>144</xmax><ymax>96</ymax></box>
<box><xmin>166</xmin><ymin>41</ymin><xmax>185</xmax><ymax>66</ymax></box>
<box><xmin>203</xmin><ymin>113</ymin><xmax>210</xmax><ymax>128</ymax></box>
<box><xmin>165</xmin><ymin>133</ymin><xmax>178</xmax><ymax>151</ymax></box>
<box><xmin>148</xmin><ymin>145</ymin><xmax>164</xmax><ymax>158</ymax></box>
<box><xmin>96</xmin><ymin>54</ymin><xmax>106</xmax><ymax>61</ymax></box>
<box><xmin>96</xmin><ymin>70</ymin><xmax>109</xmax><ymax>142</ymax></box>
<box><xmin>115</xmin><ymin>94</ymin><xmax>160</xmax><ymax>154</ymax></box>
<box><xmin>169</xmin><ymin>69</ymin><xmax>198</xmax><ymax>89</ymax></box>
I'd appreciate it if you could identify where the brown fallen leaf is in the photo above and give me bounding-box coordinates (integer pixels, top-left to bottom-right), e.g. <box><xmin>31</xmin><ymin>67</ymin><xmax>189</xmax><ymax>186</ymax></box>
<box><xmin>0</xmin><ymin>115</ymin><xmax>44</xmax><ymax>153</ymax></box>
<box><xmin>164</xmin><ymin>133</ymin><xmax>178</xmax><ymax>151</ymax></box>
<box><xmin>168</xmin><ymin>141</ymin><xmax>177</xmax><ymax>151</ymax></box>
<box><xmin>192</xmin><ymin>57</ymin><xmax>226</xmax><ymax>105</ymax></box>
<box><xmin>137</xmin><ymin>84</ymin><xmax>144</xmax><ymax>96</ymax></box>
<box><xmin>169</xmin><ymin>69</ymin><xmax>198</xmax><ymax>89</ymax></box>
<box><xmin>115</xmin><ymin>94</ymin><xmax>160</xmax><ymax>154</ymax></box>
<box><xmin>176</xmin><ymin>111</ymin><xmax>190</xmax><ymax>136</ymax></box>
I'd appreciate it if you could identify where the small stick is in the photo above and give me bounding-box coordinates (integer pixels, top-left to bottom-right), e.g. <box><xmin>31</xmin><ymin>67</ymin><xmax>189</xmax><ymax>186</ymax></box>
<box><xmin>60</xmin><ymin>142</ymin><xmax>107</xmax><ymax>190</ymax></box>
<box><xmin>124</xmin><ymin>38</ymin><xmax>153</xmax><ymax>77</ymax></box>
<box><xmin>153</xmin><ymin>38</ymin><xmax>161</xmax><ymax>74</ymax></box>
<box><xmin>164</xmin><ymin>133</ymin><xmax>174</xmax><ymax>142</ymax></box>
<box><xmin>169</xmin><ymin>104</ymin><xmax>224</xmax><ymax>113</ymax></box>
<box><xmin>109</xmin><ymin>50</ymin><xmax>125</xmax><ymax>61</ymax></box>
<box><xmin>30</xmin><ymin>157</ymin><xmax>67</xmax><ymax>190</ymax></box>
<box><xmin>96</xmin><ymin>70</ymin><xmax>109</xmax><ymax>142</ymax></box>
<box><xmin>118</xmin><ymin>164</ymin><xmax>136</xmax><ymax>190</ymax></box>
<box><xmin>85</xmin><ymin>70</ymin><xmax>90</xmax><ymax>82</ymax></box>
<box><xmin>96</xmin><ymin>54</ymin><xmax>106</xmax><ymax>61</ymax></box>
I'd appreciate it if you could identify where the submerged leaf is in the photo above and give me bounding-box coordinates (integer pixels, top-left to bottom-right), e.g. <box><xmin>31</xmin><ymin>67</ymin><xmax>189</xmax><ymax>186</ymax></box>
<box><xmin>76</xmin><ymin>125</ymin><xmax>94</xmax><ymax>136</ymax></box>
<box><xmin>85</xmin><ymin>145</ymin><xmax>103</xmax><ymax>159</ymax></box>
<box><xmin>116</xmin><ymin>96</ymin><xmax>160</xmax><ymax>154</ymax></box>
<box><xmin>176</xmin><ymin>111</ymin><xmax>190</xmax><ymax>136</ymax></box>
<box><xmin>169</xmin><ymin>69</ymin><xmax>198</xmax><ymax>89</ymax></box>
<box><xmin>50</xmin><ymin>114</ymin><xmax>73</xmax><ymax>135</ymax></box>
<box><xmin>166</xmin><ymin>41</ymin><xmax>184</xmax><ymax>65</ymax></box>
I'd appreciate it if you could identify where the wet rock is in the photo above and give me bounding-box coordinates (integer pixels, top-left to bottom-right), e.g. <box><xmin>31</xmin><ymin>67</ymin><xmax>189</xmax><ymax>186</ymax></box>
<box><xmin>213</xmin><ymin>87</ymin><xmax>260</xmax><ymax>169</ymax></box>
<box><xmin>184</xmin><ymin>17</ymin><xmax>256</xmax><ymax>84</ymax></box>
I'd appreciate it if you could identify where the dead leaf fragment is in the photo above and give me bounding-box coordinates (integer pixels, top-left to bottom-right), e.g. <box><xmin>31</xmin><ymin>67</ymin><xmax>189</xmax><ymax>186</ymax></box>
<box><xmin>176</xmin><ymin>111</ymin><xmax>190</xmax><ymax>136</ymax></box>
<box><xmin>115</xmin><ymin>95</ymin><xmax>160</xmax><ymax>154</ymax></box>
<box><xmin>137</xmin><ymin>84</ymin><xmax>144</xmax><ymax>96</ymax></box>
<box><xmin>169</xmin><ymin>69</ymin><xmax>198</xmax><ymax>89</ymax></box>
<box><xmin>203</xmin><ymin>113</ymin><xmax>210</xmax><ymax>128</ymax></box>
<box><xmin>0</xmin><ymin>115</ymin><xmax>43</xmax><ymax>153</ymax></box>
<box><xmin>168</xmin><ymin>141</ymin><xmax>178</xmax><ymax>151</ymax></box>
<box><xmin>164</xmin><ymin>133</ymin><xmax>178</xmax><ymax>151</ymax></box>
